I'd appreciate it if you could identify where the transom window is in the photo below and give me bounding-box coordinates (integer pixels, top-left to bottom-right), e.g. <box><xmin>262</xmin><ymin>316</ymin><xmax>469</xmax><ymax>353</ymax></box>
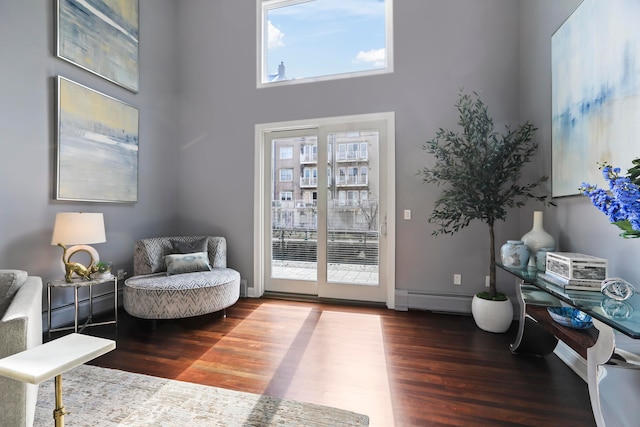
<box><xmin>258</xmin><ymin>0</ymin><xmax>393</xmax><ymax>87</ymax></box>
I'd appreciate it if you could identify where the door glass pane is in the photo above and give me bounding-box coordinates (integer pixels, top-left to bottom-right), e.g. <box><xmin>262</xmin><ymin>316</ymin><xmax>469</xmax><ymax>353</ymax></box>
<box><xmin>327</xmin><ymin>130</ymin><xmax>379</xmax><ymax>286</ymax></box>
<box><xmin>271</xmin><ymin>136</ymin><xmax>318</xmax><ymax>281</ymax></box>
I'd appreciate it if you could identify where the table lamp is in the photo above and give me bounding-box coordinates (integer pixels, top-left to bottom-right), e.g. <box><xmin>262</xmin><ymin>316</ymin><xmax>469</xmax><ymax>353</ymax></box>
<box><xmin>51</xmin><ymin>212</ymin><xmax>106</xmax><ymax>282</ymax></box>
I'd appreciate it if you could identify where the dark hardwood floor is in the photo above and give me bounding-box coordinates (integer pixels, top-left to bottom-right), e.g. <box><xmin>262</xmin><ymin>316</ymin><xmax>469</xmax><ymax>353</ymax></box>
<box><xmin>50</xmin><ymin>298</ymin><xmax>596</xmax><ymax>426</ymax></box>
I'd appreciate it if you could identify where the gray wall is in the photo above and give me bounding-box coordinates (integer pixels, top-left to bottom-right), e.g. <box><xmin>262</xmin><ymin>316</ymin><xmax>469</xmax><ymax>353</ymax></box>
<box><xmin>0</xmin><ymin>0</ymin><xmax>181</xmax><ymax>313</ymax></box>
<box><xmin>176</xmin><ymin>0</ymin><xmax>526</xmax><ymax>298</ymax></box>
<box><xmin>3</xmin><ymin>0</ymin><xmax>631</xmax><ymax>313</ymax></box>
<box><xmin>520</xmin><ymin>0</ymin><xmax>640</xmax><ymax>286</ymax></box>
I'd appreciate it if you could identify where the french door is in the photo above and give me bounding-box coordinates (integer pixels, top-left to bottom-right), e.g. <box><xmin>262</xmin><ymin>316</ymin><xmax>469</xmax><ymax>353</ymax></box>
<box><xmin>255</xmin><ymin>113</ymin><xmax>395</xmax><ymax>304</ymax></box>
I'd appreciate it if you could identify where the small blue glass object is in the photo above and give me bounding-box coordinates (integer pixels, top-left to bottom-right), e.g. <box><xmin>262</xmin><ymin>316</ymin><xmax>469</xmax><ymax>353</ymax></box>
<box><xmin>547</xmin><ymin>307</ymin><xmax>593</xmax><ymax>329</ymax></box>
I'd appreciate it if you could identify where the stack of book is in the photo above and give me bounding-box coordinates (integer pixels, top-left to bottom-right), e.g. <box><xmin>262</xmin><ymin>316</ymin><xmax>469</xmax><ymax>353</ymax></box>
<box><xmin>538</xmin><ymin>271</ymin><xmax>601</xmax><ymax>291</ymax></box>
<box><xmin>540</xmin><ymin>252</ymin><xmax>608</xmax><ymax>291</ymax></box>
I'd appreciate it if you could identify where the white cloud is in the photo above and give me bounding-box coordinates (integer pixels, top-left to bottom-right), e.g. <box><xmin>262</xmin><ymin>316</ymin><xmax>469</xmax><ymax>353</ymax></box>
<box><xmin>354</xmin><ymin>48</ymin><xmax>386</xmax><ymax>67</ymax></box>
<box><xmin>268</xmin><ymin>20</ymin><xmax>285</xmax><ymax>49</ymax></box>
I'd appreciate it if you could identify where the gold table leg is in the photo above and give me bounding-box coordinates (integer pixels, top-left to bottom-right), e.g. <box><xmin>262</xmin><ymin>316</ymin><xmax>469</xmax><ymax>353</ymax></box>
<box><xmin>53</xmin><ymin>374</ymin><xmax>66</xmax><ymax>427</ymax></box>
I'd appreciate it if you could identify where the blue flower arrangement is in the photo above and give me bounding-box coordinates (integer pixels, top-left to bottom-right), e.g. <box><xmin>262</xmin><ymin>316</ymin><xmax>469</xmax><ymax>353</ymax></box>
<box><xmin>580</xmin><ymin>159</ymin><xmax>640</xmax><ymax>238</ymax></box>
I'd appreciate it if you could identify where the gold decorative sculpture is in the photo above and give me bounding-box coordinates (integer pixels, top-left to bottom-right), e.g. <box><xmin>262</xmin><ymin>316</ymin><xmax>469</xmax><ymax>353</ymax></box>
<box><xmin>58</xmin><ymin>243</ymin><xmax>95</xmax><ymax>282</ymax></box>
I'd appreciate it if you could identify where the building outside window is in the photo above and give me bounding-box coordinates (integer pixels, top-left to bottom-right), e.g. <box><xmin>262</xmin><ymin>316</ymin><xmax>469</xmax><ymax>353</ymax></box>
<box><xmin>280</xmin><ymin>191</ymin><xmax>293</xmax><ymax>201</ymax></box>
<box><xmin>301</xmin><ymin>145</ymin><xmax>317</xmax><ymax>162</ymax></box>
<box><xmin>270</xmin><ymin>129</ymin><xmax>377</xmax><ymax>232</ymax></box>
<box><xmin>347</xmin><ymin>143</ymin><xmax>359</xmax><ymax>159</ymax></box>
<box><xmin>360</xmin><ymin>167</ymin><xmax>368</xmax><ymax>184</ymax></box>
<box><xmin>348</xmin><ymin>167</ymin><xmax>358</xmax><ymax>184</ymax></box>
<box><xmin>360</xmin><ymin>143</ymin><xmax>368</xmax><ymax>160</ymax></box>
<box><xmin>279</xmin><ymin>146</ymin><xmax>293</xmax><ymax>159</ymax></box>
<box><xmin>280</xmin><ymin>168</ymin><xmax>293</xmax><ymax>181</ymax></box>
<box><xmin>347</xmin><ymin>190</ymin><xmax>359</xmax><ymax>206</ymax></box>
<box><xmin>338</xmin><ymin>167</ymin><xmax>347</xmax><ymax>185</ymax></box>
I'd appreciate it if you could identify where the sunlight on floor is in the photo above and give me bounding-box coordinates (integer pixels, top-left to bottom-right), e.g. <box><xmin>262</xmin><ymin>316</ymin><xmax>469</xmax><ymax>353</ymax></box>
<box><xmin>280</xmin><ymin>310</ymin><xmax>394</xmax><ymax>427</ymax></box>
<box><xmin>176</xmin><ymin>303</ymin><xmax>394</xmax><ymax>426</ymax></box>
<box><xmin>176</xmin><ymin>303</ymin><xmax>314</xmax><ymax>386</ymax></box>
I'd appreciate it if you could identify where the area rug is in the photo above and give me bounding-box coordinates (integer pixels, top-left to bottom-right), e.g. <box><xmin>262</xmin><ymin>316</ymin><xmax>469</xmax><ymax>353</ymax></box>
<box><xmin>34</xmin><ymin>365</ymin><xmax>369</xmax><ymax>426</ymax></box>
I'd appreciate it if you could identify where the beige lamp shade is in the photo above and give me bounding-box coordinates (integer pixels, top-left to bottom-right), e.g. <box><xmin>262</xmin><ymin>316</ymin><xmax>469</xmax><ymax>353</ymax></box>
<box><xmin>51</xmin><ymin>212</ymin><xmax>106</xmax><ymax>245</ymax></box>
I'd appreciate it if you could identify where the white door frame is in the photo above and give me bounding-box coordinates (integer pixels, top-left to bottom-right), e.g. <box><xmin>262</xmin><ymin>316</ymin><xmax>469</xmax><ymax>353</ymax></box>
<box><xmin>253</xmin><ymin>112</ymin><xmax>396</xmax><ymax>309</ymax></box>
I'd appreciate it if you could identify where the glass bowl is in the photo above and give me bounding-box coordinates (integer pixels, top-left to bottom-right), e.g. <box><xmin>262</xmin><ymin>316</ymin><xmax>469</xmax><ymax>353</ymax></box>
<box><xmin>547</xmin><ymin>307</ymin><xmax>593</xmax><ymax>329</ymax></box>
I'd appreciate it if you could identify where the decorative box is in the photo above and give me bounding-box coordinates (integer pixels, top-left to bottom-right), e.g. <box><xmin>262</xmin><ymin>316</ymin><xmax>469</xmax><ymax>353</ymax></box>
<box><xmin>545</xmin><ymin>252</ymin><xmax>607</xmax><ymax>281</ymax></box>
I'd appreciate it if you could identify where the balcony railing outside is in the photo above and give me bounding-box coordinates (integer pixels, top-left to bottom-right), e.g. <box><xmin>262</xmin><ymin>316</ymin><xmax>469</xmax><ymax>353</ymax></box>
<box><xmin>272</xmin><ymin>228</ymin><xmax>378</xmax><ymax>265</ymax></box>
<box><xmin>336</xmin><ymin>151</ymin><xmax>368</xmax><ymax>162</ymax></box>
<box><xmin>300</xmin><ymin>152</ymin><xmax>318</xmax><ymax>163</ymax></box>
<box><xmin>336</xmin><ymin>175</ymin><xmax>368</xmax><ymax>186</ymax></box>
<box><xmin>300</xmin><ymin>177</ymin><xmax>318</xmax><ymax>187</ymax></box>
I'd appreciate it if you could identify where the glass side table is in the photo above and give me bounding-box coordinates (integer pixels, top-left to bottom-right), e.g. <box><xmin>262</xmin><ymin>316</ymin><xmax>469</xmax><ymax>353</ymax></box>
<box><xmin>47</xmin><ymin>274</ymin><xmax>118</xmax><ymax>335</ymax></box>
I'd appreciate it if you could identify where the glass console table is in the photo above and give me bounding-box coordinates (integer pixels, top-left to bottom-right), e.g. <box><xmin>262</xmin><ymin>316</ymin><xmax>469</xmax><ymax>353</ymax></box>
<box><xmin>499</xmin><ymin>263</ymin><xmax>640</xmax><ymax>427</ymax></box>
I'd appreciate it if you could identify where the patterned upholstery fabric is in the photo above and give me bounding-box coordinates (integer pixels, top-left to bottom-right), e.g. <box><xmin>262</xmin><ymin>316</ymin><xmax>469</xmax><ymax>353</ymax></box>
<box><xmin>165</xmin><ymin>252</ymin><xmax>212</xmax><ymax>275</ymax></box>
<box><xmin>133</xmin><ymin>236</ymin><xmax>227</xmax><ymax>275</ymax></box>
<box><xmin>124</xmin><ymin>236</ymin><xmax>239</xmax><ymax>320</ymax></box>
<box><xmin>0</xmin><ymin>269</ymin><xmax>27</xmax><ymax>317</ymax></box>
<box><xmin>0</xmin><ymin>270</ymin><xmax>42</xmax><ymax>427</ymax></box>
<box><xmin>124</xmin><ymin>269</ymin><xmax>240</xmax><ymax>319</ymax></box>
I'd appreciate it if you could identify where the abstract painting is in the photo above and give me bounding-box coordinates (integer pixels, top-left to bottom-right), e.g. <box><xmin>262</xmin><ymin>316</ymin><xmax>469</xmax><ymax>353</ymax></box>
<box><xmin>56</xmin><ymin>77</ymin><xmax>139</xmax><ymax>203</ymax></box>
<box><xmin>551</xmin><ymin>0</ymin><xmax>640</xmax><ymax>197</ymax></box>
<box><xmin>57</xmin><ymin>0</ymin><xmax>139</xmax><ymax>92</ymax></box>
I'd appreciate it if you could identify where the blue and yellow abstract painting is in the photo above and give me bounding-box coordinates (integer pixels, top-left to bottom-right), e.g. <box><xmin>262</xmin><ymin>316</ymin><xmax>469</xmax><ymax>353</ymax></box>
<box><xmin>57</xmin><ymin>77</ymin><xmax>138</xmax><ymax>203</ymax></box>
<box><xmin>58</xmin><ymin>0</ymin><xmax>139</xmax><ymax>92</ymax></box>
<box><xmin>552</xmin><ymin>0</ymin><xmax>640</xmax><ymax>197</ymax></box>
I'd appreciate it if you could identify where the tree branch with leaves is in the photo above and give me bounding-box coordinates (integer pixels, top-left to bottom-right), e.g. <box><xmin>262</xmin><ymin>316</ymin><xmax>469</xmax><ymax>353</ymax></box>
<box><xmin>419</xmin><ymin>91</ymin><xmax>552</xmax><ymax>299</ymax></box>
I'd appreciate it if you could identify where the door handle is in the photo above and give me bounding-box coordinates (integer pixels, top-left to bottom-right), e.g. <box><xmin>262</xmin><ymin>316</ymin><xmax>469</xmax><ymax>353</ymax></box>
<box><xmin>380</xmin><ymin>213</ymin><xmax>387</xmax><ymax>237</ymax></box>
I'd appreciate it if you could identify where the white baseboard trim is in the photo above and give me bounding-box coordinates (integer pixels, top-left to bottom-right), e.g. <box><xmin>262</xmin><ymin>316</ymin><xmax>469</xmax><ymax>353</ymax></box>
<box><xmin>43</xmin><ymin>290</ymin><xmax>121</xmax><ymax>331</ymax></box>
<box><xmin>394</xmin><ymin>289</ymin><xmax>409</xmax><ymax>311</ymax></box>
<box><xmin>553</xmin><ymin>340</ymin><xmax>588</xmax><ymax>382</ymax></box>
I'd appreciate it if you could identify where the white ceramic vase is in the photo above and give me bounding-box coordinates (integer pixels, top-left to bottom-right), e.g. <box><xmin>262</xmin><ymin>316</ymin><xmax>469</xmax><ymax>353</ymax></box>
<box><xmin>521</xmin><ymin>211</ymin><xmax>555</xmax><ymax>269</ymax></box>
<box><xmin>471</xmin><ymin>295</ymin><xmax>513</xmax><ymax>333</ymax></box>
<box><xmin>500</xmin><ymin>240</ymin><xmax>530</xmax><ymax>269</ymax></box>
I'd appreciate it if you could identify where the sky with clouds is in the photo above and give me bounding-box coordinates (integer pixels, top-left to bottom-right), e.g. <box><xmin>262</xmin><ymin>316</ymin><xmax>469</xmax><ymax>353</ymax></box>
<box><xmin>265</xmin><ymin>0</ymin><xmax>387</xmax><ymax>81</ymax></box>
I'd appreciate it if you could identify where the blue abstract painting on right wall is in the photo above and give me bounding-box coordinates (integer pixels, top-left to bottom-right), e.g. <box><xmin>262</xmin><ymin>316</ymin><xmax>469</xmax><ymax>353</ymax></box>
<box><xmin>552</xmin><ymin>0</ymin><xmax>640</xmax><ymax>197</ymax></box>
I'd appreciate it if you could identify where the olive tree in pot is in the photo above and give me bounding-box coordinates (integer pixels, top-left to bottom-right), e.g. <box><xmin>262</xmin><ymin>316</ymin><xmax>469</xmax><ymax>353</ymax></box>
<box><xmin>419</xmin><ymin>91</ymin><xmax>551</xmax><ymax>333</ymax></box>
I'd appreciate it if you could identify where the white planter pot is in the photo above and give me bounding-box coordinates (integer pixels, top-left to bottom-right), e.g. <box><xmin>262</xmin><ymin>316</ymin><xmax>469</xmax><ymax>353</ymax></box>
<box><xmin>471</xmin><ymin>294</ymin><xmax>513</xmax><ymax>333</ymax></box>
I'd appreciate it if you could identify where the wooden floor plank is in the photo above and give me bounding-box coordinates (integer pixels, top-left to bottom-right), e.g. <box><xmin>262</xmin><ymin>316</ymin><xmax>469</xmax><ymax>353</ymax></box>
<box><xmin>49</xmin><ymin>298</ymin><xmax>596</xmax><ymax>427</ymax></box>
